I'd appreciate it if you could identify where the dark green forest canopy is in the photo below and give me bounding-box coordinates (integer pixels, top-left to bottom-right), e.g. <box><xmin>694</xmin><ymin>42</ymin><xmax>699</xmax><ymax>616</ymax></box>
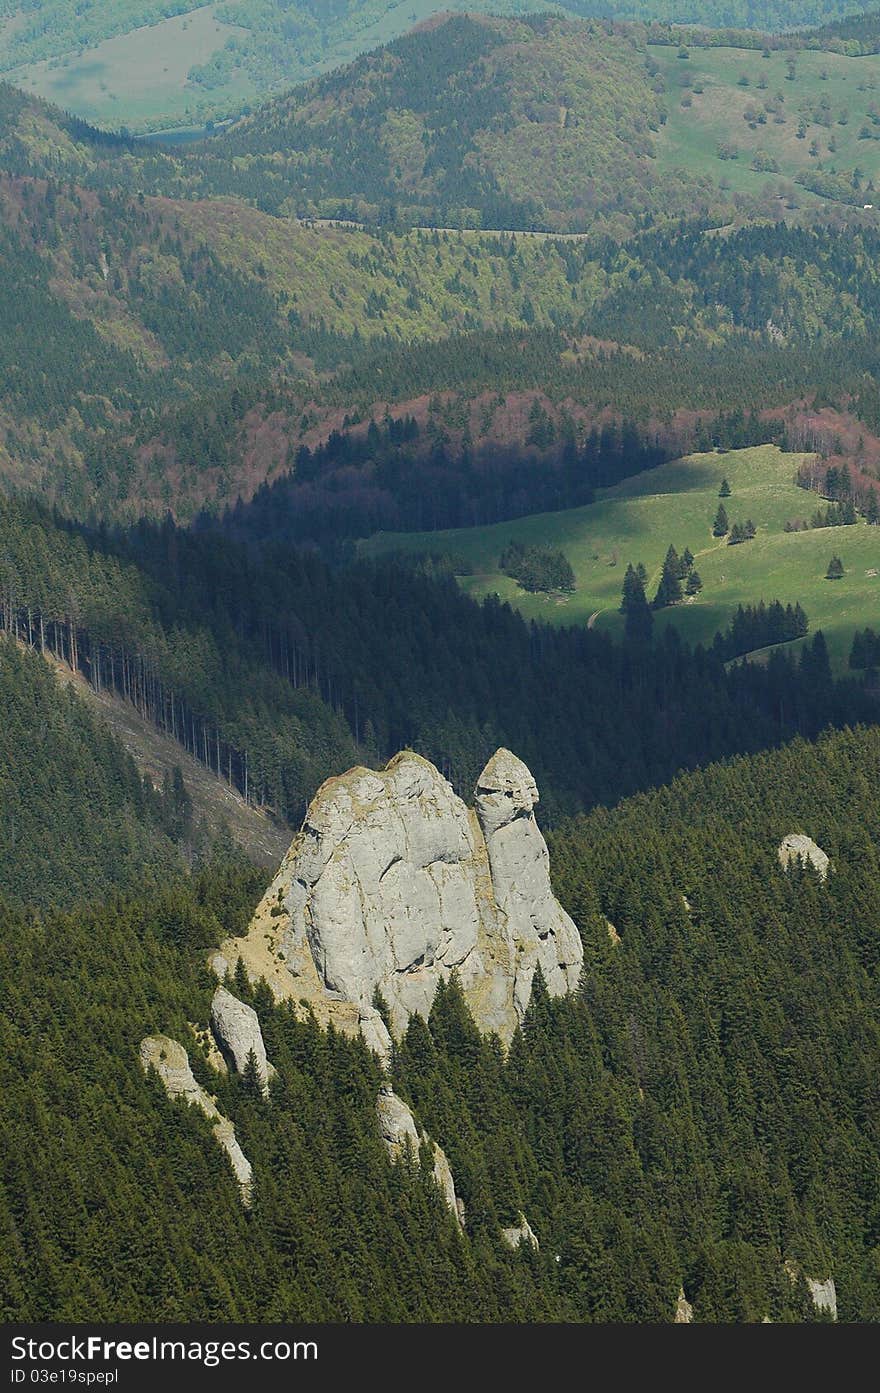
<box><xmin>0</xmin><ymin>637</ymin><xmax>182</xmax><ymax>906</ymax></box>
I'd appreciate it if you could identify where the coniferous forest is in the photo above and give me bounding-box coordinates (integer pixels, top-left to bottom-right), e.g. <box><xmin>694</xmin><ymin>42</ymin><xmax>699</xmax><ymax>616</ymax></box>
<box><xmin>6</xmin><ymin>1</ymin><xmax>880</xmax><ymax>1338</ymax></box>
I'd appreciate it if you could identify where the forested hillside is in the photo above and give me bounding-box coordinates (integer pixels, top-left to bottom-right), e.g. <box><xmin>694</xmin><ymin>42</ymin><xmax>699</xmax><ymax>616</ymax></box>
<box><xmin>0</xmin><ymin>636</ymin><xmax>183</xmax><ymax>906</ymax></box>
<box><xmin>6</xmin><ymin>143</ymin><xmax>880</xmax><ymax>521</ymax></box>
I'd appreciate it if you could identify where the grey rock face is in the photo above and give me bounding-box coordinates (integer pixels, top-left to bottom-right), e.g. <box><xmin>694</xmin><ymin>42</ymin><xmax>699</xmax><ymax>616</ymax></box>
<box><xmin>475</xmin><ymin>749</ymin><xmax>584</xmax><ymax>1018</ymax></box>
<box><xmin>139</xmin><ymin>1035</ymin><xmax>253</xmax><ymax>1204</ymax></box>
<box><xmin>501</xmin><ymin>1213</ymin><xmax>539</xmax><ymax>1251</ymax></box>
<box><xmin>275</xmin><ymin>748</ymin><xmax>582</xmax><ymax>1043</ymax></box>
<box><xmin>784</xmin><ymin>1260</ymin><xmax>838</xmax><ymax>1319</ymax></box>
<box><xmin>778</xmin><ymin>833</ymin><xmax>829</xmax><ymax>880</ymax></box>
<box><xmin>806</xmin><ymin>1277</ymin><xmax>837</xmax><ymax>1319</ymax></box>
<box><xmin>376</xmin><ymin>1085</ymin><xmax>460</xmax><ymax>1221</ymax></box>
<box><xmin>211</xmin><ymin>986</ymin><xmax>274</xmax><ymax>1097</ymax></box>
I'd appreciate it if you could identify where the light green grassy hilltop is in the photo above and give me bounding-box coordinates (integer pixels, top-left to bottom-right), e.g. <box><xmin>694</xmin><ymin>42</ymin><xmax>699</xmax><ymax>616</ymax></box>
<box><xmin>362</xmin><ymin>443</ymin><xmax>880</xmax><ymax>669</ymax></box>
<box><xmin>655</xmin><ymin>42</ymin><xmax>880</xmax><ymax>203</ymax></box>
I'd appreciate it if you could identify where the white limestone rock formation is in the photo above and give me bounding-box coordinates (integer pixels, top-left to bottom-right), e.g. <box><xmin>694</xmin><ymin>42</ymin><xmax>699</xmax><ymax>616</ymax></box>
<box><xmin>501</xmin><ymin>1213</ymin><xmax>539</xmax><ymax>1251</ymax></box>
<box><xmin>674</xmin><ymin>1288</ymin><xmax>694</xmax><ymax>1323</ymax></box>
<box><xmin>475</xmin><ymin>749</ymin><xmax>584</xmax><ymax>1019</ymax></box>
<box><xmin>223</xmin><ymin>748</ymin><xmax>582</xmax><ymax>1047</ymax></box>
<box><xmin>806</xmin><ymin>1276</ymin><xmax>837</xmax><ymax>1320</ymax></box>
<box><xmin>784</xmin><ymin>1260</ymin><xmax>837</xmax><ymax>1319</ymax></box>
<box><xmin>376</xmin><ymin>1085</ymin><xmax>460</xmax><ymax>1221</ymax></box>
<box><xmin>211</xmin><ymin>986</ymin><xmax>275</xmax><ymax>1097</ymax></box>
<box><xmin>778</xmin><ymin>833</ymin><xmax>830</xmax><ymax>881</ymax></box>
<box><xmin>139</xmin><ymin>1035</ymin><xmax>253</xmax><ymax>1204</ymax></box>
<box><xmin>358</xmin><ymin>1006</ymin><xmax>393</xmax><ymax>1064</ymax></box>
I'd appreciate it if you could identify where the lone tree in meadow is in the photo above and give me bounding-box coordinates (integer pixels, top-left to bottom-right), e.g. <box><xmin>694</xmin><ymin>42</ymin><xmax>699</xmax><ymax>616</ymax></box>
<box><xmin>719</xmin><ymin>478</ymin><xmax>731</xmax><ymax>497</ymax></box>
<box><xmin>713</xmin><ymin>503</ymin><xmax>729</xmax><ymax>537</ymax></box>
<box><xmin>826</xmin><ymin>556</ymin><xmax>845</xmax><ymax>580</ymax></box>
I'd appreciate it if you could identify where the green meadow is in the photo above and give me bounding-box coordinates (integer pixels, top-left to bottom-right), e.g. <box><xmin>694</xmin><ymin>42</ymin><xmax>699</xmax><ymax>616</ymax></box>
<box><xmin>7</xmin><ymin>4</ymin><xmax>248</xmax><ymax>131</ymax></box>
<box><xmin>655</xmin><ymin>42</ymin><xmax>880</xmax><ymax>200</ymax></box>
<box><xmin>362</xmin><ymin>444</ymin><xmax>880</xmax><ymax>670</ymax></box>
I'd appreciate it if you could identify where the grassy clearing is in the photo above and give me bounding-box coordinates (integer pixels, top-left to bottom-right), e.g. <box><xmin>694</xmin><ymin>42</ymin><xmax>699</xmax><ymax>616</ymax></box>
<box><xmin>9</xmin><ymin>4</ymin><xmax>247</xmax><ymax>131</ymax></box>
<box><xmin>362</xmin><ymin>443</ymin><xmax>880</xmax><ymax>670</ymax></box>
<box><xmin>655</xmin><ymin>43</ymin><xmax>880</xmax><ymax>202</ymax></box>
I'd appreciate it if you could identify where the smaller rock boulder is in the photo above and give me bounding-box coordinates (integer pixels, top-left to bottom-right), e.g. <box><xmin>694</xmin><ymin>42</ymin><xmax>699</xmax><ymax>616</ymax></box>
<box><xmin>778</xmin><ymin>833</ymin><xmax>829</xmax><ymax>881</ymax></box>
<box><xmin>807</xmin><ymin>1276</ymin><xmax>837</xmax><ymax>1320</ymax></box>
<box><xmin>501</xmin><ymin>1213</ymin><xmax>539</xmax><ymax>1251</ymax></box>
<box><xmin>674</xmin><ymin>1287</ymin><xmax>694</xmax><ymax>1323</ymax></box>
<box><xmin>211</xmin><ymin>986</ymin><xmax>274</xmax><ymax>1098</ymax></box>
<box><xmin>376</xmin><ymin>1085</ymin><xmax>461</xmax><ymax>1223</ymax></box>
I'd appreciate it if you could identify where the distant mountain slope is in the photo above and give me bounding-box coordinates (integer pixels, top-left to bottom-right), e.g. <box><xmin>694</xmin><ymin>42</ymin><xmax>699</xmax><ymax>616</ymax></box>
<box><xmin>1</xmin><ymin>1</ymin><xmax>875</xmax><ymax>132</ymax></box>
<box><xmin>217</xmin><ymin>14</ymin><xmax>686</xmax><ymax>232</ymax></box>
<box><xmin>197</xmin><ymin>12</ymin><xmax>880</xmax><ymax>230</ymax></box>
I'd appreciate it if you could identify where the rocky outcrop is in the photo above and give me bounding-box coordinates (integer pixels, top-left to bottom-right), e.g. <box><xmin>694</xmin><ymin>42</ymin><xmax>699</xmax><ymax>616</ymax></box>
<box><xmin>501</xmin><ymin>1213</ymin><xmax>539</xmax><ymax>1251</ymax></box>
<box><xmin>806</xmin><ymin>1276</ymin><xmax>837</xmax><ymax>1320</ymax></box>
<box><xmin>376</xmin><ymin>1085</ymin><xmax>460</xmax><ymax>1221</ymax></box>
<box><xmin>674</xmin><ymin>1288</ymin><xmax>694</xmax><ymax>1323</ymax></box>
<box><xmin>475</xmin><ymin>749</ymin><xmax>583</xmax><ymax>1017</ymax></box>
<box><xmin>210</xmin><ymin>986</ymin><xmax>275</xmax><ymax>1097</ymax></box>
<box><xmin>139</xmin><ymin>1035</ymin><xmax>253</xmax><ymax>1204</ymax></box>
<box><xmin>219</xmin><ymin>749</ymin><xmax>583</xmax><ymax>1049</ymax></box>
<box><xmin>778</xmin><ymin>833</ymin><xmax>829</xmax><ymax>881</ymax></box>
<box><xmin>208</xmin><ymin>952</ymin><xmax>229</xmax><ymax>981</ymax></box>
<box><xmin>784</xmin><ymin>1260</ymin><xmax>837</xmax><ymax>1319</ymax></box>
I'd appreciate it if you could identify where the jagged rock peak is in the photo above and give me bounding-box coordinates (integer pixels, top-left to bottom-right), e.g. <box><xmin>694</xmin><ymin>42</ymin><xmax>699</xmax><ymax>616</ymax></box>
<box><xmin>211</xmin><ymin>986</ymin><xmax>275</xmax><ymax>1098</ymax></box>
<box><xmin>139</xmin><ymin>1035</ymin><xmax>253</xmax><ymax>1205</ymax></box>
<box><xmin>225</xmin><ymin>747</ymin><xmax>583</xmax><ymax>1047</ymax></box>
<box><xmin>474</xmin><ymin>748</ymin><xmax>539</xmax><ymax>834</ymax></box>
<box><xmin>376</xmin><ymin>1085</ymin><xmax>460</xmax><ymax>1222</ymax></box>
<box><xmin>475</xmin><ymin>747</ymin><xmax>584</xmax><ymax>1018</ymax></box>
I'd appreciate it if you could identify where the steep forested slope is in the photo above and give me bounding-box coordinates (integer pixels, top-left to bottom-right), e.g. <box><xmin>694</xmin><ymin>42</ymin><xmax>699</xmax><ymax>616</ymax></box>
<box><xmin>0</xmin><ymin>636</ymin><xmax>183</xmax><ymax>906</ymax></box>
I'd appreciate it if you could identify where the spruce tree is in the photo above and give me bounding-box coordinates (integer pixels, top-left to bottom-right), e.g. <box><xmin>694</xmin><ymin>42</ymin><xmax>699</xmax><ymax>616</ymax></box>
<box><xmin>620</xmin><ymin>563</ymin><xmax>643</xmax><ymax>613</ymax></box>
<box><xmin>713</xmin><ymin>503</ymin><xmax>729</xmax><ymax>536</ymax></box>
<box><xmin>653</xmin><ymin>547</ymin><xmax>683</xmax><ymax>608</ymax></box>
<box><xmin>625</xmin><ymin>581</ymin><xmax>654</xmax><ymax>643</ymax></box>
